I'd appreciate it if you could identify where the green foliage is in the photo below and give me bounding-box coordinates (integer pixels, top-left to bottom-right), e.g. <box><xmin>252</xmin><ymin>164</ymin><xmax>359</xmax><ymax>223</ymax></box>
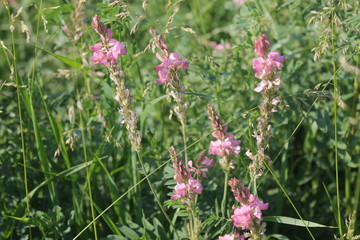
<box><xmin>0</xmin><ymin>0</ymin><xmax>359</xmax><ymax>239</ymax></box>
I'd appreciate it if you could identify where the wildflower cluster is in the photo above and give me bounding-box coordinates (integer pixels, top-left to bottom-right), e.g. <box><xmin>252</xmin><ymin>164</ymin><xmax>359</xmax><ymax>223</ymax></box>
<box><xmin>90</xmin><ymin>15</ymin><xmax>127</xmax><ymax>66</ymax></box>
<box><xmin>207</xmin><ymin>104</ymin><xmax>241</xmax><ymax>171</ymax></box>
<box><xmin>151</xmin><ymin>29</ymin><xmax>189</xmax><ymax>126</ymax></box>
<box><xmin>90</xmin><ymin>16</ymin><xmax>141</xmax><ymax>151</ymax></box>
<box><xmin>247</xmin><ymin>34</ymin><xmax>285</xmax><ymax>179</ymax></box>
<box><xmin>169</xmin><ymin>147</ymin><xmax>214</xmax><ymax>204</ymax></box>
<box><xmin>219</xmin><ymin>178</ymin><xmax>268</xmax><ymax>240</ymax></box>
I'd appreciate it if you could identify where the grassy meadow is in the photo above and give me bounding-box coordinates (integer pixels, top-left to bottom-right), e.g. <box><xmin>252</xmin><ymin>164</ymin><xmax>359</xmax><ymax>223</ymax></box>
<box><xmin>0</xmin><ymin>0</ymin><xmax>359</xmax><ymax>239</ymax></box>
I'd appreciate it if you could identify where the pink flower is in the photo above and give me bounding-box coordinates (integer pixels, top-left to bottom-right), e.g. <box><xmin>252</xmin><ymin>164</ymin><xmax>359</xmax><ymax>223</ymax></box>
<box><xmin>154</xmin><ymin>52</ymin><xmax>188</xmax><ymax>84</ymax></box>
<box><xmin>203</xmin><ymin>156</ymin><xmax>215</xmax><ymax>167</ymax></box>
<box><xmin>90</xmin><ymin>50</ymin><xmax>107</xmax><ymax>66</ymax></box>
<box><xmin>171</xmin><ymin>183</ymin><xmax>187</xmax><ymax>200</ymax></box>
<box><xmin>252</xmin><ymin>51</ymin><xmax>284</xmax><ymax>79</ymax></box>
<box><xmin>231</xmin><ymin>206</ymin><xmax>253</xmax><ymax>229</ymax></box>
<box><xmin>248</xmin><ymin>194</ymin><xmax>269</xmax><ymax>219</ymax></box>
<box><xmin>90</xmin><ymin>15</ymin><xmax>127</xmax><ymax>66</ymax></box>
<box><xmin>212</xmin><ymin>122</ymin><xmax>228</xmax><ymax>140</ymax></box>
<box><xmin>254</xmin><ymin>80</ymin><xmax>269</xmax><ymax>93</ymax></box>
<box><xmin>189</xmin><ymin>156</ymin><xmax>214</xmax><ymax>177</ymax></box>
<box><xmin>90</xmin><ymin>39</ymin><xmax>127</xmax><ymax>66</ymax></box>
<box><xmin>219</xmin><ymin>234</ymin><xmax>235</xmax><ymax>240</ymax></box>
<box><xmin>267</xmin><ymin>51</ymin><xmax>285</xmax><ymax>68</ymax></box>
<box><xmin>188</xmin><ymin>178</ymin><xmax>203</xmax><ymax>194</ymax></box>
<box><xmin>209</xmin><ymin>134</ymin><xmax>241</xmax><ymax>157</ymax></box>
<box><xmin>254</xmin><ymin>34</ymin><xmax>270</xmax><ymax>58</ymax></box>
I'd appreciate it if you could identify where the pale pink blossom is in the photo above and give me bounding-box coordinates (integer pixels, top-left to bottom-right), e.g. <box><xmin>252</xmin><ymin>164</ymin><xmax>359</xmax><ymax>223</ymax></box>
<box><xmin>90</xmin><ymin>50</ymin><xmax>107</xmax><ymax>66</ymax></box>
<box><xmin>252</xmin><ymin>51</ymin><xmax>285</xmax><ymax>79</ymax></box>
<box><xmin>171</xmin><ymin>183</ymin><xmax>187</xmax><ymax>200</ymax></box>
<box><xmin>219</xmin><ymin>234</ymin><xmax>235</xmax><ymax>240</ymax></box>
<box><xmin>188</xmin><ymin>178</ymin><xmax>203</xmax><ymax>194</ymax></box>
<box><xmin>248</xmin><ymin>194</ymin><xmax>269</xmax><ymax>219</ymax></box>
<box><xmin>203</xmin><ymin>156</ymin><xmax>215</xmax><ymax>167</ymax></box>
<box><xmin>267</xmin><ymin>51</ymin><xmax>285</xmax><ymax>68</ymax></box>
<box><xmin>188</xmin><ymin>156</ymin><xmax>215</xmax><ymax>178</ymax></box>
<box><xmin>90</xmin><ymin>16</ymin><xmax>127</xmax><ymax>66</ymax></box>
<box><xmin>154</xmin><ymin>52</ymin><xmax>189</xmax><ymax>84</ymax></box>
<box><xmin>231</xmin><ymin>206</ymin><xmax>253</xmax><ymax>229</ymax></box>
<box><xmin>209</xmin><ymin>134</ymin><xmax>241</xmax><ymax>157</ymax></box>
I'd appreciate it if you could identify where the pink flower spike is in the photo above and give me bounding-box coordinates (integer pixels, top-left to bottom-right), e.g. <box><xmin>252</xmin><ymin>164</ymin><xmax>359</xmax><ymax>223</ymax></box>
<box><xmin>254</xmin><ymin>34</ymin><xmax>270</xmax><ymax>58</ymax></box>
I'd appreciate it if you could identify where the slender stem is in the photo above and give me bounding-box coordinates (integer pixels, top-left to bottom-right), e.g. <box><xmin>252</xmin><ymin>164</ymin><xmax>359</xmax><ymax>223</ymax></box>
<box><xmin>6</xmin><ymin>3</ymin><xmax>31</xmax><ymax>238</ymax></box>
<box><xmin>263</xmin><ymin>161</ymin><xmax>316</xmax><ymax>240</ymax></box>
<box><xmin>331</xmin><ymin>9</ymin><xmax>343</xmax><ymax>238</ymax></box>
<box><xmin>136</xmin><ymin>151</ymin><xmax>179</xmax><ymax>239</ymax></box>
<box><xmin>188</xmin><ymin>207</ymin><xmax>197</xmax><ymax>240</ymax></box>
<box><xmin>182</xmin><ymin>123</ymin><xmax>188</xmax><ymax>165</ymax></box>
<box><xmin>351</xmin><ymin>54</ymin><xmax>360</xmax><ymax>231</ymax></box>
<box><xmin>221</xmin><ymin>170</ymin><xmax>229</xmax><ymax>218</ymax></box>
<box><xmin>79</xmin><ymin>112</ymin><xmax>98</xmax><ymax>240</ymax></box>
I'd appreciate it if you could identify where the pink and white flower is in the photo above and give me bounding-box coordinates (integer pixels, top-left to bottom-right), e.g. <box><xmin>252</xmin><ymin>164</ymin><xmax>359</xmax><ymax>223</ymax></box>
<box><xmin>154</xmin><ymin>52</ymin><xmax>189</xmax><ymax>84</ymax></box>
<box><xmin>231</xmin><ymin>205</ymin><xmax>253</xmax><ymax>229</ymax></box>
<box><xmin>209</xmin><ymin>134</ymin><xmax>241</xmax><ymax>157</ymax></box>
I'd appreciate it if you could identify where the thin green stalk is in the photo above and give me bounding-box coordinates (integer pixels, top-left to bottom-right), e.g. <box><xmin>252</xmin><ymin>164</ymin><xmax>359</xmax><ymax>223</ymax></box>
<box><xmin>182</xmin><ymin>124</ymin><xmax>188</xmax><ymax>165</ymax></box>
<box><xmin>263</xmin><ymin>161</ymin><xmax>316</xmax><ymax>240</ymax></box>
<box><xmin>351</xmin><ymin>54</ymin><xmax>360</xmax><ymax>231</ymax></box>
<box><xmin>79</xmin><ymin>104</ymin><xmax>98</xmax><ymax>240</ymax></box>
<box><xmin>6</xmin><ymin>3</ymin><xmax>31</xmax><ymax>237</ymax></box>
<box><xmin>331</xmin><ymin>9</ymin><xmax>343</xmax><ymax>238</ymax></box>
<box><xmin>136</xmin><ymin>151</ymin><xmax>179</xmax><ymax>239</ymax></box>
<box><xmin>188</xmin><ymin>208</ymin><xmax>196</xmax><ymax>240</ymax></box>
<box><xmin>221</xmin><ymin>170</ymin><xmax>229</xmax><ymax>218</ymax></box>
<box><xmin>353</xmin><ymin>166</ymin><xmax>360</xmax><ymax>232</ymax></box>
<box><xmin>132</xmin><ymin>150</ymin><xmax>142</xmax><ymax>222</ymax></box>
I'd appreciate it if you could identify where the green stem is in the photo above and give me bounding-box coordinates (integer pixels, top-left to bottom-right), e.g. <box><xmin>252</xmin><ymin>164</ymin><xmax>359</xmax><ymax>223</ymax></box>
<box><xmin>182</xmin><ymin>123</ymin><xmax>188</xmax><ymax>165</ymax></box>
<box><xmin>331</xmin><ymin>9</ymin><xmax>343</xmax><ymax>238</ymax></box>
<box><xmin>136</xmin><ymin>151</ymin><xmax>179</xmax><ymax>239</ymax></box>
<box><xmin>6</xmin><ymin>3</ymin><xmax>31</xmax><ymax>238</ymax></box>
<box><xmin>221</xmin><ymin>170</ymin><xmax>229</xmax><ymax>218</ymax></box>
<box><xmin>350</xmin><ymin>52</ymin><xmax>360</xmax><ymax>232</ymax></box>
<box><xmin>79</xmin><ymin>112</ymin><xmax>98</xmax><ymax>240</ymax></box>
<box><xmin>263</xmin><ymin>161</ymin><xmax>315</xmax><ymax>240</ymax></box>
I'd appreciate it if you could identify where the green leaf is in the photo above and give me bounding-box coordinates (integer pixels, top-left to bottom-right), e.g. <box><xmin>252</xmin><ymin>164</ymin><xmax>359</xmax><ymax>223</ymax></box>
<box><xmin>185</xmin><ymin>91</ymin><xmax>215</xmax><ymax>100</ymax></box>
<box><xmin>175</xmin><ymin>210</ymin><xmax>189</xmax><ymax>217</ymax></box>
<box><xmin>266</xmin><ymin>234</ymin><xmax>290</xmax><ymax>240</ymax></box>
<box><xmin>34</xmin><ymin>45</ymin><xmax>82</xmax><ymax>69</ymax></box>
<box><xmin>263</xmin><ymin>216</ymin><xmax>337</xmax><ymax>228</ymax></box>
<box><xmin>118</xmin><ymin>225</ymin><xmax>141</xmax><ymax>238</ymax></box>
<box><xmin>153</xmin><ymin>218</ymin><xmax>167</xmax><ymax>240</ymax></box>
